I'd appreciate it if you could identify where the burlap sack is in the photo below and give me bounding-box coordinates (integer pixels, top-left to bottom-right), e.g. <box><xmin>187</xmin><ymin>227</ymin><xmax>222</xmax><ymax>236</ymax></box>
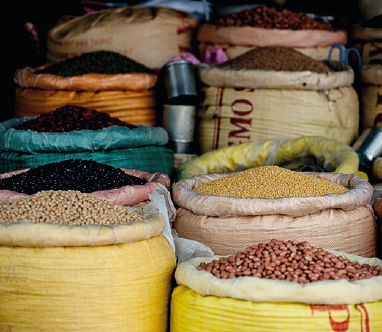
<box><xmin>199</xmin><ymin>42</ymin><xmax>343</xmax><ymax>62</ymax></box>
<box><xmin>47</xmin><ymin>7</ymin><xmax>199</xmax><ymax>69</ymax></box>
<box><xmin>14</xmin><ymin>88</ymin><xmax>157</xmax><ymax>126</ymax></box>
<box><xmin>0</xmin><ymin>168</ymin><xmax>170</xmax><ymax>206</ymax></box>
<box><xmin>14</xmin><ymin>66</ymin><xmax>158</xmax><ymax>91</ymax></box>
<box><xmin>360</xmin><ymin>65</ymin><xmax>382</xmax><ymax>128</ymax></box>
<box><xmin>198</xmin><ymin>85</ymin><xmax>359</xmax><ymax>154</ymax></box>
<box><xmin>197</xmin><ymin>60</ymin><xmax>353</xmax><ymax>90</ymax></box>
<box><xmin>173</xmin><ymin>172</ymin><xmax>376</xmax><ymax>257</ymax></box>
<box><xmin>351</xmin><ymin>28</ymin><xmax>382</xmax><ymax>66</ymax></box>
<box><xmin>197</xmin><ymin>24</ymin><xmax>347</xmax><ymax>48</ymax></box>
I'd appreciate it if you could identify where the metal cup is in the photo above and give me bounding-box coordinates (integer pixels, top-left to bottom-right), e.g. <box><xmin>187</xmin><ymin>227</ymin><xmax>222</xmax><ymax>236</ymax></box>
<box><xmin>162</xmin><ymin>60</ymin><xmax>198</xmax><ymax>102</ymax></box>
<box><xmin>163</xmin><ymin>104</ymin><xmax>196</xmax><ymax>154</ymax></box>
<box><xmin>352</xmin><ymin>127</ymin><xmax>382</xmax><ymax>161</ymax></box>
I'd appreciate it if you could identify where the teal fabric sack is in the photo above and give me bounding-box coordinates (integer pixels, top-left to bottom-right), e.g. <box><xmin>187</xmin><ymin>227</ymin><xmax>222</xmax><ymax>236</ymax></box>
<box><xmin>0</xmin><ymin>146</ymin><xmax>174</xmax><ymax>178</ymax></box>
<box><xmin>0</xmin><ymin>118</ymin><xmax>169</xmax><ymax>153</ymax></box>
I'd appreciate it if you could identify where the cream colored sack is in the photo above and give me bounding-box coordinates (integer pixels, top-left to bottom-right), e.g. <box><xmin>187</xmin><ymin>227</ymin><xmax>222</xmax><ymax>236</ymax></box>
<box><xmin>47</xmin><ymin>7</ymin><xmax>199</xmax><ymax>69</ymax></box>
<box><xmin>198</xmin><ymin>85</ymin><xmax>359</xmax><ymax>153</ymax></box>
<box><xmin>176</xmin><ymin>252</ymin><xmax>382</xmax><ymax>305</ymax></box>
<box><xmin>173</xmin><ymin>172</ymin><xmax>376</xmax><ymax>257</ymax></box>
<box><xmin>197</xmin><ymin>60</ymin><xmax>353</xmax><ymax>90</ymax></box>
<box><xmin>199</xmin><ymin>42</ymin><xmax>343</xmax><ymax>62</ymax></box>
<box><xmin>360</xmin><ymin>65</ymin><xmax>382</xmax><ymax>128</ymax></box>
<box><xmin>197</xmin><ymin>24</ymin><xmax>347</xmax><ymax>48</ymax></box>
<box><xmin>177</xmin><ymin>136</ymin><xmax>360</xmax><ymax>181</ymax></box>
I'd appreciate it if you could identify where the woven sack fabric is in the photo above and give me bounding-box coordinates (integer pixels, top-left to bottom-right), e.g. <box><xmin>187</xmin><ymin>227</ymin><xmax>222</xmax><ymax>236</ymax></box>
<box><xmin>0</xmin><ymin>168</ymin><xmax>170</xmax><ymax>206</ymax></box>
<box><xmin>0</xmin><ymin>117</ymin><xmax>168</xmax><ymax>153</ymax></box>
<box><xmin>0</xmin><ymin>145</ymin><xmax>174</xmax><ymax>178</ymax></box>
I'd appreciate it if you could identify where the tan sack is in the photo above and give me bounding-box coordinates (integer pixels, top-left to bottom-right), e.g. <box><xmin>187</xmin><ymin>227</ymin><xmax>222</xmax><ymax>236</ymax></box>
<box><xmin>360</xmin><ymin>65</ymin><xmax>382</xmax><ymax>128</ymax></box>
<box><xmin>197</xmin><ymin>60</ymin><xmax>353</xmax><ymax>90</ymax></box>
<box><xmin>351</xmin><ymin>27</ymin><xmax>382</xmax><ymax>66</ymax></box>
<box><xmin>172</xmin><ymin>172</ymin><xmax>376</xmax><ymax>257</ymax></box>
<box><xmin>199</xmin><ymin>42</ymin><xmax>343</xmax><ymax>62</ymax></box>
<box><xmin>197</xmin><ymin>24</ymin><xmax>347</xmax><ymax>48</ymax></box>
<box><xmin>0</xmin><ymin>168</ymin><xmax>170</xmax><ymax>206</ymax></box>
<box><xmin>14</xmin><ymin>66</ymin><xmax>158</xmax><ymax>92</ymax></box>
<box><xmin>14</xmin><ymin>88</ymin><xmax>157</xmax><ymax>126</ymax></box>
<box><xmin>46</xmin><ymin>7</ymin><xmax>199</xmax><ymax>69</ymax></box>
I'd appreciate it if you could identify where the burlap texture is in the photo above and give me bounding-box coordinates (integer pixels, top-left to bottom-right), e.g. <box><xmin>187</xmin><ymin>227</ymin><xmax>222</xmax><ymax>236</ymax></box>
<box><xmin>14</xmin><ymin>66</ymin><xmax>158</xmax><ymax>91</ymax></box>
<box><xmin>197</xmin><ymin>61</ymin><xmax>354</xmax><ymax>90</ymax></box>
<box><xmin>172</xmin><ymin>172</ymin><xmax>372</xmax><ymax>217</ymax></box>
<box><xmin>14</xmin><ymin>88</ymin><xmax>157</xmax><ymax>126</ymax></box>
<box><xmin>46</xmin><ymin>7</ymin><xmax>198</xmax><ymax>69</ymax></box>
<box><xmin>197</xmin><ymin>24</ymin><xmax>347</xmax><ymax>47</ymax></box>
<box><xmin>0</xmin><ymin>168</ymin><xmax>170</xmax><ymax>206</ymax></box>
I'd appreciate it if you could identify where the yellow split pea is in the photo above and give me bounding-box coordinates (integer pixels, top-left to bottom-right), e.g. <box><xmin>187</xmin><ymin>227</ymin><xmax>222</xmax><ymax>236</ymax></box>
<box><xmin>193</xmin><ymin>166</ymin><xmax>348</xmax><ymax>198</ymax></box>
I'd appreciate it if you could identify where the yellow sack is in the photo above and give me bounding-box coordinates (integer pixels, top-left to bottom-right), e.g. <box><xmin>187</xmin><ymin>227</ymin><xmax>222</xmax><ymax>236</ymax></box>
<box><xmin>171</xmin><ymin>252</ymin><xmax>382</xmax><ymax>332</ymax></box>
<box><xmin>177</xmin><ymin>136</ymin><xmax>360</xmax><ymax>181</ymax></box>
<box><xmin>0</xmin><ymin>208</ymin><xmax>176</xmax><ymax>332</ymax></box>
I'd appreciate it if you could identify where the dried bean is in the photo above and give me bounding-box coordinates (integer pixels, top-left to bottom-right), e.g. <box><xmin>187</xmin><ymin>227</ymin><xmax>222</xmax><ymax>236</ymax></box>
<box><xmin>197</xmin><ymin>239</ymin><xmax>382</xmax><ymax>284</ymax></box>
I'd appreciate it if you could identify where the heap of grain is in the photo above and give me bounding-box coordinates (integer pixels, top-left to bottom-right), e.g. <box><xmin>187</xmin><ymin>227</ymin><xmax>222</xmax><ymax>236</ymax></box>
<box><xmin>198</xmin><ymin>6</ymin><xmax>347</xmax><ymax>62</ymax></box>
<box><xmin>14</xmin><ymin>51</ymin><xmax>159</xmax><ymax>126</ymax></box>
<box><xmin>0</xmin><ymin>189</ymin><xmax>176</xmax><ymax>331</ymax></box>
<box><xmin>172</xmin><ymin>165</ymin><xmax>376</xmax><ymax>257</ymax></box>
<box><xmin>196</xmin><ymin>47</ymin><xmax>359</xmax><ymax>153</ymax></box>
<box><xmin>170</xmin><ymin>239</ymin><xmax>382</xmax><ymax>331</ymax></box>
<box><xmin>0</xmin><ymin>105</ymin><xmax>174</xmax><ymax>178</ymax></box>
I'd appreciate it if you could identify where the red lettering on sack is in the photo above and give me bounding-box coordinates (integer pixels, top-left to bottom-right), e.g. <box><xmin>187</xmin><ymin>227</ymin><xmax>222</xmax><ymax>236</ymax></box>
<box><xmin>91</xmin><ymin>37</ymin><xmax>113</xmax><ymax>45</ymax></box>
<box><xmin>212</xmin><ymin>87</ymin><xmax>225</xmax><ymax>150</ymax></box>
<box><xmin>177</xmin><ymin>16</ymin><xmax>195</xmax><ymax>34</ymax></box>
<box><xmin>355</xmin><ymin>304</ymin><xmax>370</xmax><ymax>332</ymax></box>
<box><xmin>230</xmin><ymin>99</ymin><xmax>253</xmax><ymax>116</ymax></box>
<box><xmin>311</xmin><ymin>305</ymin><xmax>350</xmax><ymax>332</ymax></box>
<box><xmin>234</xmin><ymin>88</ymin><xmax>255</xmax><ymax>93</ymax></box>
<box><xmin>228</xmin><ymin>117</ymin><xmax>252</xmax><ymax>144</ymax></box>
<box><xmin>368</xmin><ymin>42</ymin><xmax>382</xmax><ymax>58</ymax></box>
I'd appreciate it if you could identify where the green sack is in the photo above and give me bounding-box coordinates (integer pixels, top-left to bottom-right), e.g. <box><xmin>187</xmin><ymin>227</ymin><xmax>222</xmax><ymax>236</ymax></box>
<box><xmin>0</xmin><ymin>146</ymin><xmax>174</xmax><ymax>178</ymax></box>
<box><xmin>0</xmin><ymin>118</ymin><xmax>169</xmax><ymax>153</ymax></box>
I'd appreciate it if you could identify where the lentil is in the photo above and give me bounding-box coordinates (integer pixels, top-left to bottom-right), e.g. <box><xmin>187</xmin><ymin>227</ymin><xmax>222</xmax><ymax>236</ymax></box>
<box><xmin>192</xmin><ymin>166</ymin><xmax>348</xmax><ymax>198</ymax></box>
<box><xmin>14</xmin><ymin>105</ymin><xmax>137</xmax><ymax>132</ymax></box>
<box><xmin>218</xmin><ymin>46</ymin><xmax>333</xmax><ymax>72</ymax></box>
<box><xmin>35</xmin><ymin>50</ymin><xmax>155</xmax><ymax>76</ymax></box>
<box><xmin>216</xmin><ymin>6</ymin><xmax>336</xmax><ymax>31</ymax></box>
<box><xmin>0</xmin><ymin>190</ymin><xmax>146</xmax><ymax>225</ymax></box>
<box><xmin>197</xmin><ymin>239</ymin><xmax>382</xmax><ymax>283</ymax></box>
<box><xmin>0</xmin><ymin>159</ymin><xmax>146</xmax><ymax>195</ymax></box>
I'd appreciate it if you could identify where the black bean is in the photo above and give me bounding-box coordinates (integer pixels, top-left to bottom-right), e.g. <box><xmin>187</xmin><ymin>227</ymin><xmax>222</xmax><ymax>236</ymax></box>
<box><xmin>0</xmin><ymin>159</ymin><xmax>146</xmax><ymax>195</ymax></box>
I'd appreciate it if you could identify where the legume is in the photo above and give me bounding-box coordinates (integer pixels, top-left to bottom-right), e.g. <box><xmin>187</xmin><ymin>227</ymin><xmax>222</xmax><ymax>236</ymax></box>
<box><xmin>14</xmin><ymin>105</ymin><xmax>137</xmax><ymax>132</ymax></box>
<box><xmin>192</xmin><ymin>166</ymin><xmax>348</xmax><ymax>198</ymax></box>
<box><xmin>35</xmin><ymin>50</ymin><xmax>155</xmax><ymax>76</ymax></box>
<box><xmin>197</xmin><ymin>239</ymin><xmax>382</xmax><ymax>283</ymax></box>
<box><xmin>218</xmin><ymin>46</ymin><xmax>333</xmax><ymax>72</ymax></box>
<box><xmin>0</xmin><ymin>159</ymin><xmax>146</xmax><ymax>195</ymax></box>
<box><xmin>0</xmin><ymin>190</ymin><xmax>146</xmax><ymax>225</ymax></box>
<box><xmin>216</xmin><ymin>6</ymin><xmax>336</xmax><ymax>31</ymax></box>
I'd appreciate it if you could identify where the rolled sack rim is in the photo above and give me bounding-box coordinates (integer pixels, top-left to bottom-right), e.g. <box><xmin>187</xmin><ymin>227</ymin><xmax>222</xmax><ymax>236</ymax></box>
<box><xmin>174</xmin><ymin>251</ymin><xmax>382</xmax><ymax>305</ymax></box>
<box><xmin>172</xmin><ymin>172</ymin><xmax>373</xmax><ymax>218</ymax></box>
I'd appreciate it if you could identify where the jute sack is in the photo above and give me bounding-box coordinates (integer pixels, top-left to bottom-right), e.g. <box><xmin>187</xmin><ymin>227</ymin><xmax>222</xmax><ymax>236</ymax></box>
<box><xmin>172</xmin><ymin>172</ymin><xmax>376</xmax><ymax>257</ymax></box>
<box><xmin>14</xmin><ymin>88</ymin><xmax>157</xmax><ymax>126</ymax></box>
<box><xmin>359</xmin><ymin>65</ymin><xmax>382</xmax><ymax>128</ymax></box>
<box><xmin>197</xmin><ymin>24</ymin><xmax>347</xmax><ymax>48</ymax></box>
<box><xmin>0</xmin><ymin>208</ymin><xmax>176</xmax><ymax>331</ymax></box>
<box><xmin>197</xmin><ymin>61</ymin><xmax>359</xmax><ymax>154</ymax></box>
<box><xmin>351</xmin><ymin>27</ymin><xmax>382</xmax><ymax>66</ymax></box>
<box><xmin>199</xmin><ymin>42</ymin><xmax>343</xmax><ymax>62</ymax></box>
<box><xmin>170</xmin><ymin>253</ymin><xmax>382</xmax><ymax>332</ymax></box>
<box><xmin>0</xmin><ymin>168</ymin><xmax>170</xmax><ymax>206</ymax></box>
<box><xmin>46</xmin><ymin>7</ymin><xmax>199</xmax><ymax>69</ymax></box>
<box><xmin>177</xmin><ymin>136</ymin><xmax>360</xmax><ymax>181</ymax></box>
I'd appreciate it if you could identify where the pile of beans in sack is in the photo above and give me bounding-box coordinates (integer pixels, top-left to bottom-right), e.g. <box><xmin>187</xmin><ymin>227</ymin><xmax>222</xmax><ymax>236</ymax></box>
<box><xmin>173</xmin><ymin>166</ymin><xmax>376</xmax><ymax>257</ymax></box>
<box><xmin>215</xmin><ymin>6</ymin><xmax>338</xmax><ymax>30</ymax></box>
<box><xmin>197</xmin><ymin>239</ymin><xmax>382</xmax><ymax>282</ymax></box>
<box><xmin>13</xmin><ymin>105</ymin><xmax>137</xmax><ymax>132</ymax></box>
<box><xmin>14</xmin><ymin>51</ymin><xmax>159</xmax><ymax>126</ymax></box>
<box><xmin>0</xmin><ymin>159</ymin><xmax>172</xmax><ymax>207</ymax></box>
